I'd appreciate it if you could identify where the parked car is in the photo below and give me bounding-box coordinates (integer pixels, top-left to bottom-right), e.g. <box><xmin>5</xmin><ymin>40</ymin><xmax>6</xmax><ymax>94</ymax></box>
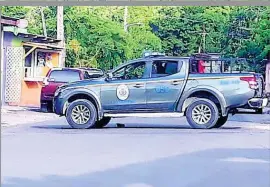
<box><xmin>53</xmin><ymin>53</ymin><xmax>268</xmax><ymax>129</ymax></box>
<box><xmin>40</xmin><ymin>67</ymin><xmax>103</xmax><ymax>112</ymax></box>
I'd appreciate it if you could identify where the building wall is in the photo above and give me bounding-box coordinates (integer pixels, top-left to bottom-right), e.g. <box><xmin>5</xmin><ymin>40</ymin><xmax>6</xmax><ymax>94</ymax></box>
<box><xmin>1</xmin><ymin>30</ymin><xmax>4</xmax><ymax>105</ymax></box>
<box><xmin>266</xmin><ymin>61</ymin><xmax>270</xmax><ymax>93</ymax></box>
<box><xmin>20</xmin><ymin>52</ymin><xmax>60</xmax><ymax>107</ymax></box>
<box><xmin>2</xmin><ymin>31</ymin><xmax>61</xmax><ymax>107</ymax></box>
<box><xmin>2</xmin><ymin>32</ymin><xmax>23</xmax><ymax>106</ymax></box>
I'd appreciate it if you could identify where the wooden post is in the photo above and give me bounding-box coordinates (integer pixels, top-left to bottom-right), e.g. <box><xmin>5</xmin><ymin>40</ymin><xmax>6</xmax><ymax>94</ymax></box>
<box><xmin>57</xmin><ymin>6</ymin><xmax>65</xmax><ymax>67</ymax></box>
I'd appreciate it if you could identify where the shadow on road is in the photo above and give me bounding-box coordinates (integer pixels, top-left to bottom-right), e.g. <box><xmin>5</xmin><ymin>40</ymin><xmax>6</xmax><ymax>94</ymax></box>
<box><xmin>30</xmin><ymin>123</ymin><xmax>241</xmax><ymax>131</ymax></box>
<box><xmin>3</xmin><ymin>148</ymin><xmax>270</xmax><ymax>187</ymax></box>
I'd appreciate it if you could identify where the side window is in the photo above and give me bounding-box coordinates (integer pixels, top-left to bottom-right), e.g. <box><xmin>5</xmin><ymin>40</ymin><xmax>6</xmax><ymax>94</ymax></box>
<box><xmin>49</xmin><ymin>70</ymin><xmax>81</xmax><ymax>82</ymax></box>
<box><xmin>125</xmin><ymin>62</ymin><xmax>146</xmax><ymax>80</ymax></box>
<box><xmin>83</xmin><ymin>71</ymin><xmax>91</xmax><ymax>79</ymax></box>
<box><xmin>112</xmin><ymin>62</ymin><xmax>147</xmax><ymax>80</ymax></box>
<box><xmin>113</xmin><ymin>67</ymin><xmax>125</xmax><ymax>79</ymax></box>
<box><xmin>151</xmin><ymin>60</ymin><xmax>178</xmax><ymax>78</ymax></box>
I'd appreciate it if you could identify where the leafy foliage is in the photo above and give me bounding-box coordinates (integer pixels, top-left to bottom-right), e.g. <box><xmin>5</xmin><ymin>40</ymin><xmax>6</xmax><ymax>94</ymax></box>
<box><xmin>1</xmin><ymin>6</ymin><xmax>269</xmax><ymax>73</ymax></box>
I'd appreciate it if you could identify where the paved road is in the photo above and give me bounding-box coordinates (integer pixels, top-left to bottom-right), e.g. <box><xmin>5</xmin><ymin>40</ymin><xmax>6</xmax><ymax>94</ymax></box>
<box><xmin>2</xmin><ymin>116</ymin><xmax>270</xmax><ymax>187</ymax></box>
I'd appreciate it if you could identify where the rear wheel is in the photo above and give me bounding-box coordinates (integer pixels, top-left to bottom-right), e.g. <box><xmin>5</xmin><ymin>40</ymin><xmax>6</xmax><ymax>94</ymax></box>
<box><xmin>186</xmin><ymin>98</ymin><xmax>219</xmax><ymax>129</ymax></box>
<box><xmin>95</xmin><ymin>117</ymin><xmax>111</xmax><ymax>128</ymax></box>
<box><xmin>66</xmin><ymin>99</ymin><xmax>97</xmax><ymax>129</ymax></box>
<box><xmin>213</xmin><ymin>115</ymin><xmax>228</xmax><ymax>128</ymax></box>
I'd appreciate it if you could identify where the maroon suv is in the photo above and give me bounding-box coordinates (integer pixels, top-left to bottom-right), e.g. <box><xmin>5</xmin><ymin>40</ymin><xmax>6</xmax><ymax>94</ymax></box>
<box><xmin>40</xmin><ymin>67</ymin><xmax>103</xmax><ymax>112</ymax></box>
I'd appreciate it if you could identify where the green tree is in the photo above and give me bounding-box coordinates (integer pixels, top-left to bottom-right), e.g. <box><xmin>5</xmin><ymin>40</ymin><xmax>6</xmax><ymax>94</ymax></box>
<box><xmin>2</xmin><ymin>6</ymin><xmax>269</xmax><ymax>73</ymax></box>
<box><xmin>64</xmin><ymin>7</ymin><xmax>130</xmax><ymax>70</ymax></box>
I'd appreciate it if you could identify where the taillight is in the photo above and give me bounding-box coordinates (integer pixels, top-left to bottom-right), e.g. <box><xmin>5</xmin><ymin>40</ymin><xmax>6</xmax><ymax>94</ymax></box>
<box><xmin>240</xmin><ymin>76</ymin><xmax>258</xmax><ymax>89</ymax></box>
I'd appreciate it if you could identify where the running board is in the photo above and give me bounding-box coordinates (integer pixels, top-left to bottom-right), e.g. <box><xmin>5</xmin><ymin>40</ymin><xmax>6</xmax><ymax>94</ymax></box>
<box><xmin>104</xmin><ymin>112</ymin><xmax>184</xmax><ymax>118</ymax></box>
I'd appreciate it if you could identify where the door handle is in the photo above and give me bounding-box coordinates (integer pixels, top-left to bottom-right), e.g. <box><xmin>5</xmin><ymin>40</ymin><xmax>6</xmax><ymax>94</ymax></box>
<box><xmin>133</xmin><ymin>83</ymin><xmax>144</xmax><ymax>88</ymax></box>
<box><xmin>171</xmin><ymin>80</ymin><xmax>182</xmax><ymax>85</ymax></box>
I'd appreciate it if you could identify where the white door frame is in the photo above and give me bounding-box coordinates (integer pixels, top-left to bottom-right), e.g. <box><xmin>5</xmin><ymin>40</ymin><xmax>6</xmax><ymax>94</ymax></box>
<box><xmin>1</xmin><ymin>30</ymin><xmax>4</xmax><ymax>105</ymax></box>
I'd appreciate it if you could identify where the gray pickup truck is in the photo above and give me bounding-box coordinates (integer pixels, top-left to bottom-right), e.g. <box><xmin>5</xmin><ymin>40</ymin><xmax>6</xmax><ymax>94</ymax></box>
<box><xmin>53</xmin><ymin>53</ymin><xmax>268</xmax><ymax>129</ymax></box>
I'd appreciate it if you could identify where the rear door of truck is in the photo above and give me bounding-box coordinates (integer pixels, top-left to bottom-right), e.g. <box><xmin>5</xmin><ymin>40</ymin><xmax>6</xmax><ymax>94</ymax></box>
<box><xmin>145</xmin><ymin>58</ymin><xmax>189</xmax><ymax>111</ymax></box>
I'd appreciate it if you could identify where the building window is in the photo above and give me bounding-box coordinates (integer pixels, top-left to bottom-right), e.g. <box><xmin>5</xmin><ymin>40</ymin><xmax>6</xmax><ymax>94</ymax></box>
<box><xmin>24</xmin><ymin>47</ymin><xmax>34</xmax><ymax>78</ymax></box>
<box><xmin>35</xmin><ymin>51</ymin><xmax>46</xmax><ymax>77</ymax></box>
<box><xmin>24</xmin><ymin>49</ymin><xmax>55</xmax><ymax>79</ymax></box>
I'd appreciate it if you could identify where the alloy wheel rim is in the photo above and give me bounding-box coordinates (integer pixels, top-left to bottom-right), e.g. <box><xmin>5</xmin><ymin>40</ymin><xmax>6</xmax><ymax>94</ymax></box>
<box><xmin>192</xmin><ymin>104</ymin><xmax>212</xmax><ymax>125</ymax></box>
<box><xmin>71</xmin><ymin>105</ymin><xmax>91</xmax><ymax>125</ymax></box>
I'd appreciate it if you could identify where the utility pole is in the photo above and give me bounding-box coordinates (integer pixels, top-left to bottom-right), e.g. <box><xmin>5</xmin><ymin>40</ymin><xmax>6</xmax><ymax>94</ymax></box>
<box><xmin>202</xmin><ymin>24</ymin><xmax>207</xmax><ymax>53</ymax></box>
<box><xmin>197</xmin><ymin>24</ymin><xmax>208</xmax><ymax>53</ymax></box>
<box><xmin>123</xmin><ymin>6</ymin><xmax>128</xmax><ymax>32</ymax></box>
<box><xmin>57</xmin><ymin>6</ymin><xmax>65</xmax><ymax>66</ymax></box>
<box><xmin>123</xmin><ymin>6</ymin><xmax>143</xmax><ymax>33</ymax></box>
<box><xmin>40</xmin><ymin>6</ymin><xmax>47</xmax><ymax>37</ymax></box>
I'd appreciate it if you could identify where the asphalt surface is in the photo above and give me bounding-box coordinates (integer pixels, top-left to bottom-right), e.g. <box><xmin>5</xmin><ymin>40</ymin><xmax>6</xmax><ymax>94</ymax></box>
<box><xmin>2</xmin><ymin>115</ymin><xmax>270</xmax><ymax>187</ymax></box>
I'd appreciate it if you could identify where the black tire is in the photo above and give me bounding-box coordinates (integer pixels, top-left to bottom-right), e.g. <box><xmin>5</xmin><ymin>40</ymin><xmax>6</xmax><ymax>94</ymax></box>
<box><xmin>95</xmin><ymin>117</ymin><xmax>111</xmax><ymax>128</ymax></box>
<box><xmin>186</xmin><ymin>98</ymin><xmax>219</xmax><ymax>129</ymax></box>
<box><xmin>47</xmin><ymin>101</ymin><xmax>53</xmax><ymax>113</ymax></box>
<box><xmin>256</xmin><ymin>108</ymin><xmax>263</xmax><ymax>114</ymax></box>
<box><xmin>66</xmin><ymin>99</ymin><xmax>97</xmax><ymax>129</ymax></box>
<box><xmin>213</xmin><ymin>115</ymin><xmax>228</xmax><ymax>128</ymax></box>
<box><xmin>40</xmin><ymin>103</ymin><xmax>48</xmax><ymax>113</ymax></box>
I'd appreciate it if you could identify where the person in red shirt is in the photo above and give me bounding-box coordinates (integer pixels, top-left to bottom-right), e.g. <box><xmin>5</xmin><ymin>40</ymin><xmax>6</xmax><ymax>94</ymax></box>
<box><xmin>198</xmin><ymin>60</ymin><xmax>205</xmax><ymax>73</ymax></box>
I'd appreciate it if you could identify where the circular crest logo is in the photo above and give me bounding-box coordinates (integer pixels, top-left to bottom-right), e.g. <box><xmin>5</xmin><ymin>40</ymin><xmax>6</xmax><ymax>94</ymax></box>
<box><xmin>116</xmin><ymin>84</ymin><xmax>129</xmax><ymax>100</ymax></box>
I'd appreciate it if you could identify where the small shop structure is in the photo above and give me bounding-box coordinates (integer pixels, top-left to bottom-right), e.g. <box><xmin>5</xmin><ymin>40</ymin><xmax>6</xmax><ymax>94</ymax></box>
<box><xmin>265</xmin><ymin>57</ymin><xmax>270</xmax><ymax>94</ymax></box>
<box><xmin>1</xmin><ymin>15</ymin><xmax>64</xmax><ymax>107</ymax></box>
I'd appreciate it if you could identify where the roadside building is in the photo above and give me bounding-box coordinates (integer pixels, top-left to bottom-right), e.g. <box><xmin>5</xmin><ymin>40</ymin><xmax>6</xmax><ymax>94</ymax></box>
<box><xmin>265</xmin><ymin>57</ymin><xmax>270</xmax><ymax>94</ymax></box>
<box><xmin>1</xmin><ymin>15</ymin><xmax>64</xmax><ymax>107</ymax></box>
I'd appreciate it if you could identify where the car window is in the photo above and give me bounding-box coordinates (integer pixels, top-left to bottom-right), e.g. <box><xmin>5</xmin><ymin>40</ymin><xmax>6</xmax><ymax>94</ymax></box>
<box><xmin>151</xmin><ymin>61</ymin><xmax>178</xmax><ymax>78</ymax></box>
<box><xmin>113</xmin><ymin>62</ymin><xmax>147</xmax><ymax>80</ymax></box>
<box><xmin>113</xmin><ymin>67</ymin><xmax>126</xmax><ymax>78</ymax></box>
<box><xmin>49</xmin><ymin>70</ymin><xmax>81</xmax><ymax>82</ymax></box>
<box><xmin>83</xmin><ymin>70</ymin><xmax>103</xmax><ymax>79</ymax></box>
<box><xmin>83</xmin><ymin>71</ymin><xmax>91</xmax><ymax>79</ymax></box>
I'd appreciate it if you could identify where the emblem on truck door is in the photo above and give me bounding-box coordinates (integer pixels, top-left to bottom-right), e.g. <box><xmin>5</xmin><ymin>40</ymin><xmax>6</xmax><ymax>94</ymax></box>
<box><xmin>116</xmin><ymin>84</ymin><xmax>129</xmax><ymax>100</ymax></box>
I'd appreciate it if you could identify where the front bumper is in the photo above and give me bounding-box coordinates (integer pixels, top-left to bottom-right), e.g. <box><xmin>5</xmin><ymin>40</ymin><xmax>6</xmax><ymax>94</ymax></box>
<box><xmin>53</xmin><ymin>97</ymin><xmax>65</xmax><ymax>115</ymax></box>
<box><xmin>248</xmin><ymin>98</ymin><xmax>269</xmax><ymax>109</ymax></box>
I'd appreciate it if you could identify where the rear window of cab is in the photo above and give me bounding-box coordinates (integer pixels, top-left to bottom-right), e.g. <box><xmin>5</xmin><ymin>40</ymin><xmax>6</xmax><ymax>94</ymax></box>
<box><xmin>49</xmin><ymin>70</ymin><xmax>81</xmax><ymax>82</ymax></box>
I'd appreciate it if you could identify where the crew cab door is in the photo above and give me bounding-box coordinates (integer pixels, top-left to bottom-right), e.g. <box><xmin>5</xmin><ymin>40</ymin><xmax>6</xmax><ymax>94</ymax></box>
<box><xmin>101</xmin><ymin>61</ymin><xmax>150</xmax><ymax>112</ymax></box>
<box><xmin>145</xmin><ymin>59</ymin><xmax>186</xmax><ymax>111</ymax></box>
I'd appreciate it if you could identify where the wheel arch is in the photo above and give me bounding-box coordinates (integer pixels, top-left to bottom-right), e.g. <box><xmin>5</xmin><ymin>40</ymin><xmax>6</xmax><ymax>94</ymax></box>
<box><xmin>64</xmin><ymin>89</ymin><xmax>103</xmax><ymax>120</ymax></box>
<box><xmin>177</xmin><ymin>87</ymin><xmax>228</xmax><ymax>116</ymax></box>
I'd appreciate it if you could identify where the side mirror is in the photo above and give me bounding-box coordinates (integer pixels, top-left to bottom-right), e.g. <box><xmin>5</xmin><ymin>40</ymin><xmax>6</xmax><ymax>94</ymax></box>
<box><xmin>105</xmin><ymin>72</ymin><xmax>113</xmax><ymax>81</ymax></box>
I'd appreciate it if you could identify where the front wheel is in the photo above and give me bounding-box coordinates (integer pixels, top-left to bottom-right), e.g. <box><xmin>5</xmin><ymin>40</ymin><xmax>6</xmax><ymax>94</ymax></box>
<box><xmin>66</xmin><ymin>99</ymin><xmax>97</xmax><ymax>129</ymax></box>
<box><xmin>186</xmin><ymin>98</ymin><xmax>219</xmax><ymax>129</ymax></box>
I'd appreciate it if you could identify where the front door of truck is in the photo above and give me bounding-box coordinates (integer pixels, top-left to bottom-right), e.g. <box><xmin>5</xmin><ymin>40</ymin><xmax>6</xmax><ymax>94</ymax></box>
<box><xmin>101</xmin><ymin>61</ymin><xmax>150</xmax><ymax>112</ymax></box>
